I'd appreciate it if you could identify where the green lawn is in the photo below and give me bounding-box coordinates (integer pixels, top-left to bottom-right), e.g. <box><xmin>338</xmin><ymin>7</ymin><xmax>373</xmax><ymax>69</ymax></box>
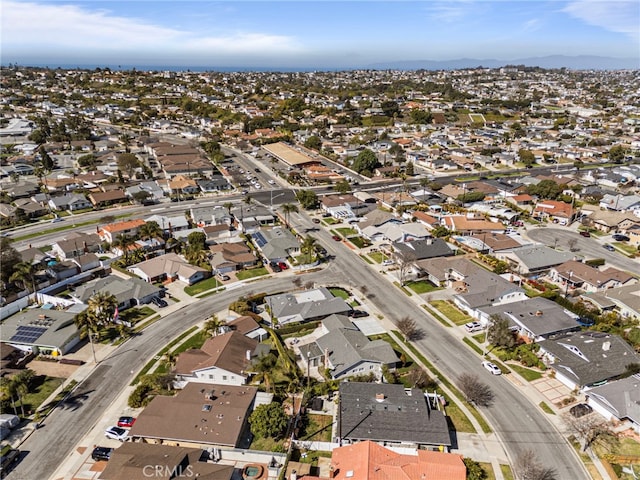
<box><xmin>322</xmin><ymin>217</ymin><xmax>339</xmax><ymax>225</ymax></box>
<box><xmin>236</xmin><ymin>267</ymin><xmax>269</xmax><ymax>280</ymax></box>
<box><xmin>15</xmin><ymin>376</ymin><xmax>64</xmax><ymax>415</ymax></box>
<box><xmin>509</xmin><ymin>364</ymin><xmax>544</xmax><ymax>381</ymax></box>
<box><xmin>184</xmin><ymin>276</ymin><xmax>223</xmax><ymax>296</ymax></box>
<box><xmin>406</xmin><ymin>280</ymin><xmax>441</xmax><ymax>294</ymax></box>
<box><xmin>446</xmin><ymin>401</ymin><xmax>476</xmax><ymax>433</ymax></box>
<box><xmin>539</xmin><ymin>401</ymin><xmax>555</xmax><ymax>415</ymax></box>
<box><xmin>613</xmin><ymin>242</ymin><xmax>638</xmax><ymax>256</ymax></box>
<box><xmin>301</xmin><ymin>414</ymin><xmax>333</xmax><ymax>442</ymax></box>
<box><xmin>119</xmin><ymin>306</ymin><xmax>155</xmax><ymax>325</ymax></box>
<box><xmin>430</xmin><ymin>300</ymin><xmax>472</xmax><ymax>325</ymax></box>
<box><xmin>501</xmin><ymin>464</ymin><xmax>515</xmax><ymax>480</ymax></box>
<box><xmin>335</xmin><ymin>227</ymin><xmax>357</xmax><ymax>236</ymax></box>
<box><xmin>368</xmin><ymin>252</ymin><xmax>386</xmax><ymax>263</ymax></box>
<box><xmin>349</xmin><ymin>236</ymin><xmax>370</xmax><ymax>248</ymax></box>
<box><xmin>329</xmin><ymin>287</ymin><xmax>350</xmax><ymax>300</ymax></box>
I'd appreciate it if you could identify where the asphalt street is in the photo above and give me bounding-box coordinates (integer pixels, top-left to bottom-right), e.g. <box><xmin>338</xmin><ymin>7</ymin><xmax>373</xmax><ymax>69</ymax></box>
<box><xmin>526</xmin><ymin>226</ymin><xmax>640</xmax><ymax>275</ymax></box>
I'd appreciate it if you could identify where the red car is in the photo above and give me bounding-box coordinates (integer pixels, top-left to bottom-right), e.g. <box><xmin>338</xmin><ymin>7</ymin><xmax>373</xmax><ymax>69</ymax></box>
<box><xmin>332</xmin><ymin>235</ymin><xmax>341</xmax><ymax>241</ymax></box>
<box><xmin>277</xmin><ymin>262</ymin><xmax>289</xmax><ymax>270</ymax></box>
<box><xmin>117</xmin><ymin>416</ymin><xmax>136</xmax><ymax>428</ymax></box>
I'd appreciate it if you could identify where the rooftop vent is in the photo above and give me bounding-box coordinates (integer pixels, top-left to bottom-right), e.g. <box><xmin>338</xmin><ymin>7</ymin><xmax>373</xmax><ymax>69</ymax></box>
<box><xmin>375</xmin><ymin>393</ymin><xmax>385</xmax><ymax>402</ymax></box>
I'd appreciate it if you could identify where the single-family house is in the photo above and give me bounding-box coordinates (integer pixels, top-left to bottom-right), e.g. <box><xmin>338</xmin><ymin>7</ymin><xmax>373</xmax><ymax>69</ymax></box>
<box><xmin>210</xmin><ymin>243</ymin><xmax>258</xmax><ymax>272</ymax></box>
<box><xmin>128</xmin><ymin>253</ymin><xmax>209</xmax><ymax>286</ymax></box>
<box><xmin>581</xmin><ymin>284</ymin><xmax>640</xmax><ymax>320</ymax></box>
<box><xmin>549</xmin><ymin>260</ymin><xmax>637</xmax><ymax>293</ymax></box>
<box><xmin>87</xmin><ymin>189</ymin><xmax>129</xmax><ymax>207</ymax></box>
<box><xmin>532</xmin><ymin>200</ymin><xmax>574</xmax><ymax>225</ymax></box>
<box><xmin>587</xmin><ymin>376</ymin><xmax>640</xmax><ymax>434</ymax></box>
<box><xmin>495</xmin><ymin>245</ymin><xmax>575</xmax><ymax>275</ymax></box>
<box><xmin>129</xmin><ymin>382</ymin><xmax>257</xmax><ymax>448</ymax></box>
<box><xmin>392</xmin><ymin>238</ymin><xmax>454</xmax><ymax>262</ymax></box>
<box><xmin>299</xmin><ymin>314</ymin><xmax>398</xmax><ymax>380</ymax></box>
<box><xmin>1</xmin><ymin>309</ymin><xmax>80</xmax><ymax>356</ymax></box>
<box><xmin>51</xmin><ymin>232</ymin><xmax>103</xmax><ymax>260</ymax></box>
<box><xmin>538</xmin><ymin>331</ymin><xmax>640</xmax><ymax>391</ymax></box>
<box><xmin>440</xmin><ymin>215</ymin><xmax>506</xmax><ymax>235</ymax></box>
<box><xmin>173</xmin><ymin>331</ymin><xmax>260</xmax><ymax>388</ymax></box>
<box><xmin>251</xmin><ymin>227</ymin><xmax>299</xmax><ymax>263</ymax></box>
<box><xmin>264</xmin><ymin>287</ymin><xmax>351</xmax><ymax>325</ymax></box>
<box><xmin>99</xmin><ymin>219</ymin><xmax>146</xmax><ymax>243</ymax></box>
<box><xmin>48</xmin><ymin>193</ymin><xmax>92</xmax><ymax>212</ymax></box>
<box><xmin>226</xmin><ymin>316</ymin><xmax>268</xmax><ymax>342</ymax></box>
<box><xmin>73</xmin><ymin>275</ymin><xmax>162</xmax><ymax>309</ymax></box>
<box><xmin>337</xmin><ymin>382</ymin><xmax>451</xmax><ymax>449</ymax></box>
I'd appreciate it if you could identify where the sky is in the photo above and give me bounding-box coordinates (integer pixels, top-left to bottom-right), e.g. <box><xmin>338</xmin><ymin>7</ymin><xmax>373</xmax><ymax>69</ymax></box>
<box><xmin>2</xmin><ymin>0</ymin><xmax>639</xmax><ymax>70</ymax></box>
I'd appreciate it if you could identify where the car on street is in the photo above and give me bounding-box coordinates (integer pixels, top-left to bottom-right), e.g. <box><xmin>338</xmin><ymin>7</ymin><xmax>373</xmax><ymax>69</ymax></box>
<box><xmin>464</xmin><ymin>321</ymin><xmax>483</xmax><ymax>333</ymax></box>
<box><xmin>312</xmin><ymin>218</ymin><xmax>321</xmax><ymax>224</ymax></box>
<box><xmin>382</xmin><ymin>259</ymin><xmax>394</xmax><ymax>266</ymax></box>
<box><xmin>105</xmin><ymin>426</ymin><xmax>128</xmax><ymax>441</ymax></box>
<box><xmin>603</xmin><ymin>244</ymin><xmax>615</xmax><ymax>251</ymax></box>
<box><xmin>579</xmin><ymin>231</ymin><xmax>591</xmax><ymax>237</ymax></box>
<box><xmin>332</xmin><ymin>235</ymin><xmax>341</xmax><ymax>241</ymax></box>
<box><xmin>117</xmin><ymin>416</ymin><xmax>136</xmax><ymax>428</ymax></box>
<box><xmin>151</xmin><ymin>297</ymin><xmax>168</xmax><ymax>308</ymax></box>
<box><xmin>612</xmin><ymin>234</ymin><xmax>629</xmax><ymax>242</ymax></box>
<box><xmin>482</xmin><ymin>361</ymin><xmax>502</xmax><ymax>375</ymax></box>
<box><xmin>268</xmin><ymin>179</ymin><xmax>275</xmax><ymax>185</ymax></box>
<box><xmin>91</xmin><ymin>446</ymin><xmax>113</xmax><ymax>462</ymax></box>
<box><xmin>0</xmin><ymin>448</ymin><xmax>20</xmax><ymax>475</ymax></box>
<box><xmin>51</xmin><ymin>217</ymin><xmax>64</xmax><ymax>223</ymax></box>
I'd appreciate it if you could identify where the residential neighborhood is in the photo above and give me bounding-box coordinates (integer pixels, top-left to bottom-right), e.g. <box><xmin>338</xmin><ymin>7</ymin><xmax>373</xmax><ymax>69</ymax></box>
<box><xmin>1</xmin><ymin>64</ymin><xmax>639</xmax><ymax>480</ymax></box>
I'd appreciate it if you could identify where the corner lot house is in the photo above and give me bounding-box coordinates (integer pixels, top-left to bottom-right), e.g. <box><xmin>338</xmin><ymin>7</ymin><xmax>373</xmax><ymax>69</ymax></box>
<box><xmin>264</xmin><ymin>287</ymin><xmax>351</xmax><ymax>325</ymax></box>
<box><xmin>129</xmin><ymin>382</ymin><xmax>257</xmax><ymax>449</ymax></box>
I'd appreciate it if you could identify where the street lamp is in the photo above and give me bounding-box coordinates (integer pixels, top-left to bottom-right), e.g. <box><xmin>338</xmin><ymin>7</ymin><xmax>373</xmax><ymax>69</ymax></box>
<box><xmin>270</xmin><ymin>190</ymin><xmax>284</xmax><ymax>211</ymax></box>
<box><xmin>307</xmin><ymin>351</ymin><xmax>311</xmax><ymax>390</ymax></box>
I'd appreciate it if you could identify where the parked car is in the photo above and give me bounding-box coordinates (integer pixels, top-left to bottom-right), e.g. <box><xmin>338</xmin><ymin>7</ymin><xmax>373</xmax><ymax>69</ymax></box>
<box><xmin>579</xmin><ymin>231</ymin><xmax>591</xmax><ymax>237</ymax></box>
<box><xmin>332</xmin><ymin>235</ymin><xmax>341</xmax><ymax>241</ymax></box>
<box><xmin>277</xmin><ymin>262</ymin><xmax>289</xmax><ymax>270</ymax></box>
<box><xmin>51</xmin><ymin>217</ymin><xmax>64</xmax><ymax>223</ymax></box>
<box><xmin>216</xmin><ymin>272</ymin><xmax>231</xmax><ymax>281</ymax></box>
<box><xmin>312</xmin><ymin>218</ymin><xmax>321</xmax><ymax>224</ymax></box>
<box><xmin>347</xmin><ymin>309</ymin><xmax>369</xmax><ymax>318</ymax></box>
<box><xmin>603</xmin><ymin>244</ymin><xmax>615</xmax><ymax>251</ymax></box>
<box><xmin>382</xmin><ymin>259</ymin><xmax>394</xmax><ymax>266</ymax></box>
<box><xmin>612</xmin><ymin>234</ymin><xmax>629</xmax><ymax>242</ymax></box>
<box><xmin>91</xmin><ymin>446</ymin><xmax>113</xmax><ymax>462</ymax></box>
<box><xmin>270</xmin><ymin>263</ymin><xmax>282</xmax><ymax>273</ymax></box>
<box><xmin>117</xmin><ymin>416</ymin><xmax>136</xmax><ymax>428</ymax></box>
<box><xmin>151</xmin><ymin>297</ymin><xmax>168</xmax><ymax>308</ymax></box>
<box><xmin>482</xmin><ymin>361</ymin><xmax>502</xmax><ymax>375</ymax></box>
<box><xmin>569</xmin><ymin>403</ymin><xmax>593</xmax><ymax>418</ymax></box>
<box><xmin>0</xmin><ymin>448</ymin><xmax>20</xmax><ymax>475</ymax></box>
<box><xmin>105</xmin><ymin>426</ymin><xmax>128</xmax><ymax>441</ymax></box>
<box><xmin>464</xmin><ymin>321</ymin><xmax>483</xmax><ymax>333</ymax></box>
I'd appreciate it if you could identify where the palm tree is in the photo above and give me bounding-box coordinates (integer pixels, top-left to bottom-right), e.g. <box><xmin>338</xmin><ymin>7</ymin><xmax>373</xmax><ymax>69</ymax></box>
<box><xmin>0</xmin><ymin>376</ymin><xmax>18</xmax><ymax>415</ymax></box>
<box><xmin>250</xmin><ymin>352</ymin><xmax>277</xmax><ymax>392</ymax></box>
<box><xmin>139</xmin><ymin>221</ymin><xmax>162</xmax><ymax>240</ymax></box>
<box><xmin>9</xmin><ymin>261</ymin><xmax>38</xmax><ymax>303</ymax></box>
<box><xmin>112</xmin><ymin>234</ymin><xmax>136</xmax><ymax>264</ymax></box>
<box><xmin>88</xmin><ymin>291</ymin><xmax>118</xmax><ymax>327</ymax></box>
<box><xmin>281</xmin><ymin>203</ymin><xmax>298</xmax><ymax>229</ymax></box>
<box><xmin>75</xmin><ymin>310</ymin><xmax>100</xmax><ymax>363</ymax></box>
<box><xmin>243</xmin><ymin>195</ymin><xmax>253</xmax><ymax>206</ymax></box>
<box><xmin>223</xmin><ymin>202</ymin><xmax>234</xmax><ymax>216</ymax></box>
<box><xmin>300</xmin><ymin>235</ymin><xmax>318</xmax><ymax>259</ymax></box>
<box><xmin>203</xmin><ymin>315</ymin><xmax>225</xmax><ymax>338</ymax></box>
<box><xmin>13</xmin><ymin>369</ymin><xmax>34</xmax><ymax>417</ymax></box>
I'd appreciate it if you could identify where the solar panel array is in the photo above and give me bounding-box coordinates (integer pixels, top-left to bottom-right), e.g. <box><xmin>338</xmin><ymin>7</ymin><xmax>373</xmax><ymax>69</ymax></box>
<box><xmin>253</xmin><ymin>232</ymin><xmax>267</xmax><ymax>248</ymax></box>
<box><xmin>10</xmin><ymin>325</ymin><xmax>47</xmax><ymax>344</ymax></box>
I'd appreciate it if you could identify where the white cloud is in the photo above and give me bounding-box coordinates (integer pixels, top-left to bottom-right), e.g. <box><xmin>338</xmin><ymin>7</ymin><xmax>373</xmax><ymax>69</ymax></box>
<box><xmin>2</xmin><ymin>1</ymin><xmax>301</xmax><ymax>55</ymax></box>
<box><xmin>563</xmin><ymin>0</ymin><xmax>640</xmax><ymax>40</ymax></box>
<box><xmin>424</xmin><ymin>1</ymin><xmax>475</xmax><ymax>22</ymax></box>
<box><xmin>523</xmin><ymin>18</ymin><xmax>542</xmax><ymax>32</ymax></box>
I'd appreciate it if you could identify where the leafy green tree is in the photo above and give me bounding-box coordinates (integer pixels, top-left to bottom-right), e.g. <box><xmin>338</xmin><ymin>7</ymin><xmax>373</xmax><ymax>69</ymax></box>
<box><xmin>117</xmin><ymin>153</ymin><xmax>140</xmax><ymax>179</ymax></box>
<box><xmin>250</xmin><ymin>352</ymin><xmax>277</xmax><ymax>392</ymax></box>
<box><xmin>457</xmin><ymin>191</ymin><xmax>486</xmax><ymax>203</ymax></box>
<box><xmin>132</xmin><ymin>191</ymin><xmax>151</xmax><ymax>204</ymax></box>
<box><xmin>463</xmin><ymin>458</ymin><xmax>488</xmax><ymax>480</ymax></box>
<box><xmin>431</xmin><ymin>226</ymin><xmax>450</xmax><ymax>238</ymax></box>
<box><xmin>187</xmin><ymin>231</ymin><xmax>206</xmax><ymax>250</ymax></box>
<box><xmin>249</xmin><ymin>402</ymin><xmax>288</xmax><ymax>438</ymax></box>
<box><xmin>0</xmin><ymin>376</ymin><xmax>19</xmax><ymax>415</ymax></box>
<box><xmin>112</xmin><ymin>234</ymin><xmax>136</xmax><ymax>264</ymax></box>
<box><xmin>405</xmin><ymin>161</ymin><xmax>414</xmax><ymax>176</ymax></box>
<box><xmin>352</xmin><ymin>149</ymin><xmax>380</xmax><ymax>176</ymax></box>
<box><xmin>409</xmin><ymin>109</ymin><xmax>433</xmax><ymax>125</ymax></box>
<box><xmin>334</xmin><ymin>179</ymin><xmax>351</xmax><ymax>194</ymax></box>
<box><xmin>300</xmin><ymin>235</ymin><xmax>319</xmax><ymax>259</ymax></box>
<box><xmin>526</xmin><ymin>179</ymin><xmax>562</xmax><ymax>200</ymax></box>
<box><xmin>295</xmin><ymin>190</ymin><xmax>319</xmax><ymax>209</ymax></box>
<box><xmin>304</xmin><ymin>135</ymin><xmax>322</xmax><ymax>150</ymax></box>
<box><xmin>608</xmin><ymin>145</ymin><xmax>626</xmax><ymax>163</ymax></box>
<box><xmin>487</xmin><ymin>314</ymin><xmax>515</xmax><ymax>349</ymax></box>
<box><xmin>381</xmin><ymin>100</ymin><xmax>400</xmax><ymax>118</ymax></box>
<box><xmin>518</xmin><ymin>149</ymin><xmax>535</xmax><ymax>166</ymax></box>
<box><xmin>139</xmin><ymin>221</ymin><xmax>163</xmax><ymax>240</ymax></box>
<box><xmin>203</xmin><ymin>314</ymin><xmax>224</xmax><ymax>338</ymax></box>
<box><xmin>9</xmin><ymin>261</ymin><xmax>38</xmax><ymax>301</ymax></box>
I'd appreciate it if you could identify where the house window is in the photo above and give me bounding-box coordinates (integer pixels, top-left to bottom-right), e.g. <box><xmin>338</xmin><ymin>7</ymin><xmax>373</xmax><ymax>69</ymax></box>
<box><xmin>209</xmin><ymin>375</ymin><xmax>214</xmax><ymax>380</ymax></box>
<box><xmin>222</xmin><ymin>375</ymin><xmax>227</xmax><ymax>381</ymax></box>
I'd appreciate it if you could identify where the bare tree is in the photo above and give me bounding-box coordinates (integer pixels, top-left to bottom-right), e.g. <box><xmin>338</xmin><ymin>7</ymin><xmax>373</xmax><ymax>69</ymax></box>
<box><xmin>514</xmin><ymin>450</ymin><xmax>557</xmax><ymax>480</ymax></box>
<box><xmin>567</xmin><ymin>238</ymin><xmax>578</xmax><ymax>252</ymax></box>
<box><xmin>458</xmin><ymin>373</ymin><xmax>493</xmax><ymax>406</ymax></box>
<box><xmin>304</xmin><ymin>281</ymin><xmax>314</xmax><ymax>290</ymax></box>
<box><xmin>396</xmin><ymin>316</ymin><xmax>422</xmax><ymax>341</ymax></box>
<box><xmin>291</xmin><ymin>277</ymin><xmax>303</xmax><ymax>289</ymax></box>
<box><xmin>406</xmin><ymin>366</ymin><xmax>436</xmax><ymax>389</ymax></box>
<box><xmin>564</xmin><ymin>412</ymin><xmax>619</xmax><ymax>453</ymax></box>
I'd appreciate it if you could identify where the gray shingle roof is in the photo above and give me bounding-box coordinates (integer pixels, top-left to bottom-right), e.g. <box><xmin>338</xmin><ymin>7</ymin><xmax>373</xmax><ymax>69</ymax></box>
<box><xmin>338</xmin><ymin>382</ymin><xmax>450</xmax><ymax>447</ymax></box>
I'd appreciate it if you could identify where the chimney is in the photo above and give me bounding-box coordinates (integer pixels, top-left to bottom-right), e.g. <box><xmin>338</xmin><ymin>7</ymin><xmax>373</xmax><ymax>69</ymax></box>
<box><xmin>375</xmin><ymin>393</ymin><xmax>385</xmax><ymax>402</ymax></box>
<box><xmin>602</xmin><ymin>341</ymin><xmax>611</xmax><ymax>351</ymax></box>
<box><xmin>535</xmin><ymin>310</ymin><xmax>543</xmax><ymax>316</ymax></box>
<box><xmin>329</xmin><ymin>466</ymin><xmax>335</xmax><ymax>479</ymax></box>
<box><xmin>246</xmin><ymin>349</ymin><xmax>252</xmax><ymax>361</ymax></box>
<box><xmin>291</xmin><ymin>470</ymin><xmax>297</xmax><ymax>480</ymax></box>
